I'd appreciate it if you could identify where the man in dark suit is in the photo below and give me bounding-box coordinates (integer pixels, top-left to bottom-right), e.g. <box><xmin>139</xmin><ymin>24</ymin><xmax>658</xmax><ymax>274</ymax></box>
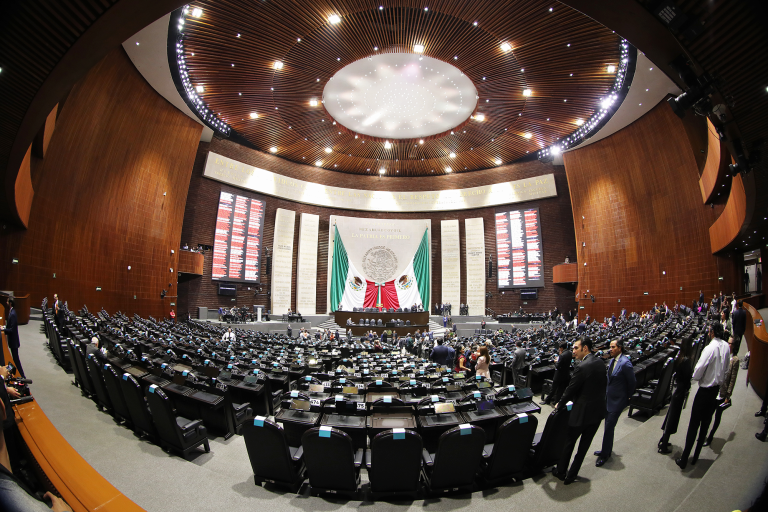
<box><xmin>430</xmin><ymin>338</ymin><xmax>454</xmax><ymax>367</ymax></box>
<box><xmin>1</xmin><ymin>299</ymin><xmax>25</xmax><ymax>378</ymax></box>
<box><xmin>553</xmin><ymin>336</ymin><xmax>607</xmax><ymax>484</ymax></box>
<box><xmin>595</xmin><ymin>340</ymin><xmax>636</xmax><ymax>466</ymax></box>
<box><xmin>541</xmin><ymin>341</ymin><xmax>572</xmax><ymax>405</ymax></box>
<box><xmin>730</xmin><ymin>300</ymin><xmax>746</xmax><ymax>356</ymax></box>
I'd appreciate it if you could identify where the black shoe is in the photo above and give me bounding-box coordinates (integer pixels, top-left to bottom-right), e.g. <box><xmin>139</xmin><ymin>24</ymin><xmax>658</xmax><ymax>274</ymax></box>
<box><xmin>675</xmin><ymin>457</ymin><xmax>687</xmax><ymax>470</ymax></box>
<box><xmin>563</xmin><ymin>474</ymin><xmax>576</xmax><ymax>485</ymax></box>
<box><xmin>540</xmin><ymin>401</ymin><xmax>551</xmax><ymax>406</ymax></box>
<box><xmin>596</xmin><ymin>457</ymin><xmax>609</xmax><ymax>467</ymax></box>
<box><xmin>593</xmin><ymin>450</ymin><xmax>603</xmax><ymax>457</ymax></box>
<box><xmin>551</xmin><ymin>470</ymin><xmax>566</xmax><ymax>481</ymax></box>
<box><xmin>658</xmin><ymin>444</ymin><xmax>672</xmax><ymax>454</ymax></box>
<box><xmin>756</xmin><ymin>411</ymin><xmax>766</xmax><ymax>417</ymax></box>
<box><xmin>757</xmin><ymin>432</ymin><xmax>767</xmax><ymax>442</ymax></box>
<box><xmin>702</xmin><ymin>437</ymin><xmax>713</xmax><ymax>447</ymax></box>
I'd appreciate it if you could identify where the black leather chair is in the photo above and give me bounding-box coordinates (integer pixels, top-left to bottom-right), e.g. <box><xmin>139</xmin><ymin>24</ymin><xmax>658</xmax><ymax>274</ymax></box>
<box><xmin>145</xmin><ymin>384</ymin><xmax>210</xmax><ymax>459</ymax></box>
<box><xmin>85</xmin><ymin>353</ymin><xmax>112</xmax><ymax>412</ymax></box>
<box><xmin>481</xmin><ymin>414</ymin><xmax>538</xmax><ymax>485</ymax></box>
<box><xmin>421</xmin><ymin>424</ymin><xmax>486</xmax><ymax>494</ymax></box>
<box><xmin>377</xmin><ymin>319</ymin><xmax>383</xmax><ymax>326</ymax></box>
<box><xmin>101</xmin><ymin>363</ymin><xmax>132</xmax><ymax>426</ymax></box>
<box><xmin>67</xmin><ymin>339</ymin><xmax>91</xmax><ymax>398</ymax></box>
<box><xmin>628</xmin><ymin>357</ymin><xmax>675</xmax><ymax>417</ymax></box>
<box><xmin>406</xmin><ymin>320</ymin><xmax>411</xmax><ymax>326</ymax></box>
<box><xmin>120</xmin><ymin>373</ymin><xmax>158</xmax><ymax>440</ymax></box>
<box><xmin>527</xmin><ymin>406</ymin><xmax>571</xmax><ymax>475</ymax></box>
<box><xmin>72</xmin><ymin>342</ymin><xmax>95</xmax><ymax>398</ymax></box>
<box><xmin>301</xmin><ymin>426</ymin><xmax>364</xmax><ymax>496</ymax></box>
<box><xmin>366</xmin><ymin>429</ymin><xmax>423</xmax><ymax>498</ymax></box>
<box><xmin>243</xmin><ymin>416</ymin><xmax>306</xmax><ymax>491</ymax></box>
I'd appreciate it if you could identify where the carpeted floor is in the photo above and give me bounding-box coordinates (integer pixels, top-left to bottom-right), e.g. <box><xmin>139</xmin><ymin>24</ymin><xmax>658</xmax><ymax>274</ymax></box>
<box><xmin>12</xmin><ymin>317</ymin><xmax>768</xmax><ymax>512</ymax></box>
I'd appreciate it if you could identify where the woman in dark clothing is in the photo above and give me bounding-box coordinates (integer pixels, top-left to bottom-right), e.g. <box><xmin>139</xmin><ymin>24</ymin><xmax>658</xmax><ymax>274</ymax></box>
<box><xmin>658</xmin><ymin>338</ymin><xmax>694</xmax><ymax>454</ymax></box>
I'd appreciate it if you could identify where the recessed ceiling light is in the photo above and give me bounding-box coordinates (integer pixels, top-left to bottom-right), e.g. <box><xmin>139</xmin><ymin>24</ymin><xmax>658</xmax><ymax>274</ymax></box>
<box><xmin>379</xmin><ymin>168</ymin><xmax>386</xmax><ymax>174</ymax></box>
<box><xmin>384</xmin><ymin>141</ymin><xmax>392</xmax><ymax>149</ymax></box>
<box><xmin>379</xmin><ymin>6</ymin><xmax>383</xmax><ymax>10</ymax></box>
<box><xmin>135</xmin><ymin>42</ymin><xmax>140</xmax><ymax>46</ymax></box>
<box><xmin>454</xmin><ymin>56</ymin><xmax>458</xmax><ymax>60</ymax></box>
<box><xmin>475</xmin><ymin>114</ymin><xmax>485</xmax><ymax>122</ymax></box>
<box><xmin>237</xmin><ymin>34</ymin><xmax>241</xmax><ymax>38</ymax></box>
<box><xmin>195</xmin><ymin>85</ymin><xmax>204</xmax><ymax>93</ymax></box>
<box><xmin>649</xmin><ymin>67</ymin><xmax>653</xmax><ymax>71</ymax></box>
<box><xmin>522</xmin><ymin>89</ymin><xmax>532</xmax><ymax>96</ymax></box>
<box><xmin>192</xmin><ymin>7</ymin><xmax>203</xmax><ymax>17</ymax></box>
<box><xmin>551</xmin><ymin>146</ymin><xmax>561</xmax><ymax>155</ymax></box>
<box><xmin>500</xmin><ymin>42</ymin><xmax>512</xmax><ymax>52</ymax></box>
<box><xmin>374</xmin><ymin>47</ymin><xmax>378</xmax><ymax>51</ymax></box>
<box><xmin>413</xmin><ymin>44</ymin><xmax>424</xmax><ymax>53</ymax></box>
<box><xmin>520</xmin><ymin>68</ymin><xmax>524</xmax><ymax>72</ymax></box>
<box><xmin>269</xmin><ymin>147</ymin><xmax>277</xmax><ymax>153</ymax></box>
<box><xmin>549</xmin><ymin>7</ymin><xmax>553</xmax><ymax>11</ymax></box>
<box><xmin>523</xmin><ymin>133</ymin><xmax>532</xmax><ymax>139</ymax></box>
<box><xmin>495</xmin><ymin>158</ymin><xmax>502</xmax><ymax>165</ymax></box>
<box><xmin>309</xmin><ymin>98</ymin><xmax>318</xmax><ymax>106</ymax></box>
<box><xmin>325</xmin><ymin>147</ymin><xmax>332</xmax><ymax>153</ymax></box>
<box><xmin>249</xmin><ymin>112</ymin><xmax>258</xmax><ymax>119</ymax></box>
<box><xmin>445</xmin><ymin>166</ymin><xmax>452</xmax><ymax>173</ymax></box>
<box><xmin>473</xmin><ymin>21</ymin><xmax>478</xmax><ymax>26</ymax></box>
<box><xmin>607</xmin><ymin>65</ymin><xmax>616</xmax><ymax>73</ymax></box>
<box><xmin>328</xmin><ymin>14</ymin><xmax>341</xmax><ymax>24</ymax></box>
<box><xmin>274</xmin><ymin>61</ymin><xmax>284</xmax><ymax>70</ymax></box>
<box><xmin>297</xmin><ymin>38</ymin><xmax>301</xmax><ymax>42</ymax></box>
<box><xmin>419</xmin><ymin>139</ymin><xmax>424</xmax><ymax>144</ymax></box>
<box><xmin>567</xmin><ymin>43</ymin><xmax>571</xmax><ymax>47</ymax></box>
<box><xmin>449</xmin><ymin>152</ymin><xmax>456</xmax><ymax>158</ymax></box>
<box><xmin>576</xmin><ymin>119</ymin><xmax>584</xmax><ymax>125</ymax></box>
<box><xmin>315</xmin><ymin>160</ymin><xmax>322</xmax><ymax>166</ymax></box>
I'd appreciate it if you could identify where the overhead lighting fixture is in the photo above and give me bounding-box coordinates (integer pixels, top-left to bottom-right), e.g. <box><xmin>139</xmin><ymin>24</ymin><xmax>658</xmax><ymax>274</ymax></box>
<box><xmin>324</xmin><ymin>147</ymin><xmax>332</xmax><ymax>153</ymax></box>
<box><xmin>274</xmin><ymin>61</ymin><xmax>284</xmax><ymax>70</ymax></box>
<box><xmin>419</xmin><ymin>139</ymin><xmax>424</xmax><ymax>145</ymax></box>
<box><xmin>379</xmin><ymin>168</ymin><xmax>386</xmax><ymax>174</ymax></box>
<box><xmin>328</xmin><ymin>14</ymin><xmax>341</xmax><ymax>24</ymax></box>
<box><xmin>384</xmin><ymin>141</ymin><xmax>392</xmax><ymax>149</ymax></box>
<box><xmin>500</xmin><ymin>42</ymin><xmax>512</xmax><ymax>52</ymax></box>
<box><xmin>449</xmin><ymin>152</ymin><xmax>456</xmax><ymax>158</ymax></box>
<box><xmin>309</xmin><ymin>98</ymin><xmax>318</xmax><ymax>106</ymax></box>
<box><xmin>445</xmin><ymin>166</ymin><xmax>452</xmax><ymax>173</ymax></box>
<box><xmin>249</xmin><ymin>112</ymin><xmax>258</xmax><ymax>119</ymax></box>
<box><xmin>576</xmin><ymin>119</ymin><xmax>584</xmax><ymax>125</ymax></box>
<box><xmin>495</xmin><ymin>158</ymin><xmax>502</xmax><ymax>165</ymax></box>
<box><xmin>191</xmin><ymin>7</ymin><xmax>203</xmax><ymax>17</ymax></box>
<box><xmin>413</xmin><ymin>44</ymin><xmax>424</xmax><ymax>53</ymax></box>
<box><xmin>551</xmin><ymin>146</ymin><xmax>561</xmax><ymax>155</ymax></box>
<box><xmin>606</xmin><ymin>65</ymin><xmax>616</xmax><ymax>73</ymax></box>
<box><xmin>269</xmin><ymin>147</ymin><xmax>277</xmax><ymax>153</ymax></box>
<box><xmin>315</xmin><ymin>160</ymin><xmax>322</xmax><ymax>166</ymax></box>
<box><xmin>195</xmin><ymin>85</ymin><xmax>204</xmax><ymax>93</ymax></box>
<box><xmin>474</xmin><ymin>114</ymin><xmax>485</xmax><ymax>122</ymax></box>
<box><xmin>522</xmin><ymin>89</ymin><xmax>532</xmax><ymax>97</ymax></box>
<box><xmin>523</xmin><ymin>132</ymin><xmax>532</xmax><ymax>139</ymax></box>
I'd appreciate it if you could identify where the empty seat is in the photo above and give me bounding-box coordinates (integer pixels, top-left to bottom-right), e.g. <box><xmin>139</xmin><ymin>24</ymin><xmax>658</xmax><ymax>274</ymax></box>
<box><xmin>481</xmin><ymin>413</ymin><xmax>538</xmax><ymax>485</ymax></box>
<box><xmin>120</xmin><ymin>373</ymin><xmax>158</xmax><ymax>440</ymax></box>
<box><xmin>421</xmin><ymin>424</ymin><xmax>486</xmax><ymax>494</ymax></box>
<box><xmin>301</xmin><ymin>426</ymin><xmax>364</xmax><ymax>496</ymax></box>
<box><xmin>366</xmin><ymin>429</ymin><xmax>423</xmax><ymax>498</ymax></box>
<box><xmin>145</xmin><ymin>384</ymin><xmax>210</xmax><ymax>460</ymax></box>
<box><xmin>85</xmin><ymin>354</ymin><xmax>112</xmax><ymax>412</ymax></box>
<box><xmin>628</xmin><ymin>357</ymin><xmax>675</xmax><ymax>417</ymax></box>
<box><xmin>71</xmin><ymin>342</ymin><xmax>95</xmax><ymax>398</ymax></box>
<box><xmin>243</xmin><ymin>416</ymin><xmax>306</xmax><ymax>491</ymax></box>
<box><xmin>527</xmin><ymin>406</ymin><xmax>571</xmax><ymax>475</ymax></box>
<box><xmin>101</xmin><ymin>364</ymin><xmax>132</xmax><ymax>426</ymax></box>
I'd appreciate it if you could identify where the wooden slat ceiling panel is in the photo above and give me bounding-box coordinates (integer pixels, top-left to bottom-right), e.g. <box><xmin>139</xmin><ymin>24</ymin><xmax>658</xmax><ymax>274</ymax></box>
<box><xmin>182</xmin><ymin>0</ymin><xmax>621</xmax><ymax>176</ymax></box>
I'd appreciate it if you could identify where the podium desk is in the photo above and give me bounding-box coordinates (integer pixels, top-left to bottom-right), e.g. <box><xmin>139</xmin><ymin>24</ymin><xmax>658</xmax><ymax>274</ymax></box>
<box><xmin>501</xmin><ymin>401</ymin><xmax>542</xmax><ymax>417</ymax></box>
<box><xmin>417</xmin><ymin>412</ymin><xmax>464</xmax><ymax>453</ymax></box>
<box><xmin>321</xmin><ymin>414</ymin><xmax>368</xmax><ymax>450</ymax></box>
<box><xmin>367</xmin><ymin>408</ymin><xmax>417</xmax><ymax>442</ymax></box>
<box><xmin>460</xmin><ymin>404</ymin><xmax>507</xmax><ymax>442</ymax></box>
<box><xmin>227</xmin><ymin>380</ymin><xmax>269</xmax><ymax>417</ymax></box>
<box><xmin>275</xmin><ymin>408</ymin><xmax>321</xmax><ymax>447</ymax></box>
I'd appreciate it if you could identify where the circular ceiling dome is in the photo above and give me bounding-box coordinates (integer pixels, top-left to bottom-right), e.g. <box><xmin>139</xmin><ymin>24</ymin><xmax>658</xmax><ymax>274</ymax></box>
<box><xmin>323</xmin><ymin>53</ymin><xmax>478</xmax><ymax>140</ymax></box>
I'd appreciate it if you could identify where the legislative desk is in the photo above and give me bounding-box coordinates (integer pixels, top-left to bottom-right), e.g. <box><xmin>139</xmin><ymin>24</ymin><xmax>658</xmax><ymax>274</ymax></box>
<box><xmin>744</xmin><ymin>303</ymin><xmax>768</xmax><ymax>399</ymax></box>
<box><xmin>334</xmin><ymin>310</ymin><xmax>430</xmax><ymax>336</ymax></box>
<box><xmin>13</xmin><ymin>400</ymin><xmax>142</xmax><ymax>512</ymax></box>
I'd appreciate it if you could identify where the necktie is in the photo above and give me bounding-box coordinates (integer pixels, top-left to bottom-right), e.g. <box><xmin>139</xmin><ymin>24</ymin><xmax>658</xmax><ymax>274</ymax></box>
<box><xmin>609</xmin><ymin>358</ymin><xmax>615</xmax><ymax>376</ymax></box>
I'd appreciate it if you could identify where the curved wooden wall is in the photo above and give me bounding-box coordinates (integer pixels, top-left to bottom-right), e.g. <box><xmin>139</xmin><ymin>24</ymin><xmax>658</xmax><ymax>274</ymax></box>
<box><xmin>698</xmin><ymin>118</ymin><xmax>731</xmax><ymax>205</ymax></box>
<box><xmin>709</xmin><ymin>173</ymin><xmax>747</xmax><ymax>254</ymax></box>
<box><xmin>553</xmin><ymin>263</ymin><xmax>578</xmax><ymax>284</ymax></box>
<box><xmin>178</xmin><ymin>251</ymin><xmax>204</xmax><ymax>276</ymax></box>
<box><xmin>562</xmin><ymin>102</ymin><xmax>723</xmax><ymax>321</ymax></box>
<box><xmin>0</xmin><ymin>48</ymin><xmax>202</xmax><ymax>319</ymax></box>
<box><xmin>744</xmin><ymin>303</ymin><xmax>767</xmax><ymax>399</ymax></box>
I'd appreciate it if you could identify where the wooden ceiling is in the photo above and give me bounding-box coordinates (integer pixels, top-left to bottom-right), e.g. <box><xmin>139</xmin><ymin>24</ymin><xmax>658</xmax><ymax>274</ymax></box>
<box><xmin>181</xmin><ymin>0</ymin><xmax>622</xmax><ymax>176</ymax></box>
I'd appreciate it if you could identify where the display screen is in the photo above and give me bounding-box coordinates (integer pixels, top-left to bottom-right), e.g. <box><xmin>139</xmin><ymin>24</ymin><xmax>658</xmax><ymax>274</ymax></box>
<box><xmin>495</xmin><ymin>207</ymin><xmax>544</xmax><ymax>289</ymax></box>
<box><xmin>212</xmin><ymin>191</ymin><xmax>265</xmax><ymax>282</ymax></box>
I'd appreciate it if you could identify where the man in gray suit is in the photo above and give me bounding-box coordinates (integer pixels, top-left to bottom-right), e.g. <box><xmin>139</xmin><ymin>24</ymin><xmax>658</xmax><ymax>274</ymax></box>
<box><xmin>512</xmin><ymin>341</ymin><xmax>527</xmax><ymax>387</ymax></box>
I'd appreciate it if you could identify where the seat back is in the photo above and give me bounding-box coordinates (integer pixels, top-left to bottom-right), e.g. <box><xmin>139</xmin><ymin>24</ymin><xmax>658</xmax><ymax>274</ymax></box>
<box><xmin>429</xmin><ymin>425</ymin><xmax>486</xmax><ymax>490</ymax></box>
<box><xmin>529</xmin><ymin>407</ymin><xmax>571</xmax><ymax>473</ymax></box>
<box><xmin>67</xmin><ymin>339</ymin><xmax>86</xmax><ymax>390</ymax></box>
<box><xmin>651</xmin><ymin>357</ymin><xmax>675</xmax><ymax>408</ymax></box>
<box><xmin>302</xmin><ymin>427</ymin><xmax>359</xmax><ymax>492</ymax></box>
<box><xmin>242</xmin><ymin>417</ymin><xmax>301</xmax><ymax>485</ymax></box>
<box><xmin>486</xmin><ymin>414</ymin><xmax>538</xmax><ymax>481</ymax></box>
<box><xmin>72</xmin><ymin>344</ymin><xmax>94</xmax><ymax>396</ymax></box>
<box><xmin>85</xmin><ymin>354</ymin><xmax>112</xmax><ymax>410</ymax></box>
<box><xmin>119</xmin><ymin>373</ymin><xmax>157</xmax><ymax>438</ymax></box>
<box><xmin>102</xmin><ymin>364</ymin><xmax>131</xmax><ymax>424</ymax></box>
<box><xmin>369</xmin><ymin>429</ymin><xmax>422</xmax><ymax>494</ymax></box>
<box><xmin>145</xmin><ymin>385</ymin><xmax>183</xmax><ymax>448</ymax></box>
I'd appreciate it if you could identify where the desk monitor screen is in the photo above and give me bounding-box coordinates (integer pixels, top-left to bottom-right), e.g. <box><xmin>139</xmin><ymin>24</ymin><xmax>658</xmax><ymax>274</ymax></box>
<box><xmin>218</xmin><ymin>370</ymin><xmax>232</xmax><ymax>380</ymax></box>
<box><xmin>477</xmin><ymin>400</ymin><xmax>495</xmax><ymax>412</ymax></box>
<box><xmin>477</xmin><ymin>381</ymin><xmax>492</xmax><ymax>389</ymax></box>
<box><xmin>341</xmin><ymin>386</ymin><xmax>358</xmax><ymax>395</ymax></box>
<box><xmin>454</xmin><ymin>373</ymin><xmax>465</xmax><ymax>379</ymax></box>
<box><xmin>446</xmin><ymin>383</ymin><xmax>462</xmax><ymax>392</ymax></box>
<box><xmin>308</xmin><ymin>384</ymin><xmax>325</xmax><ymax>392</ymax></box>
<box><xmin>434</xmin><ymin>402</ymin><xmax>456</xmax><ymax>414</ymax></box>
<box><xmin>244</xmin><ymin>374</ymin><xmax>258</xmax><ymax>384</ymax></box>
<box><xmin>126</xmin><ymin>367</ymin><xmax>145</xmax><ymax>377</ymax></box>
<box><xmin>378</xmin><ymin>418</ymin><xmax>410</xmax><ymax>428</ymax></box>
<box><xmin>291</xmin><ymin>399</ymin><xmax>311</xmax><ymax>411</ymax></box>
<box><xmin>399</xmin><ymin>376</ymin><xmax>411</xmax><ymax>382</ymax></box>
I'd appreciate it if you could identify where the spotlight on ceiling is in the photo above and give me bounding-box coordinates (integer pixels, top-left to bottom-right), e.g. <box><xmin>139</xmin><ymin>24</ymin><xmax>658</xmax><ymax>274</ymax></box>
<box><xmin>474</xmin><ymin>114</ymin><xmax>485</xmax><ymax>122</ymax></box>
<box><xmin>606</xmin><ymin>65</ymin><xmax>616</xmax><ymax>73</ymax></box>
<box><xmin>500</xmin><ymin>42</ymin><xmax>512</xmax><ymax>52</ymax></box>
<box><xmin>445</xmin><ymin>166</ymin><xmax>452</xmax><ymax>173</ymax></box>
<box><xmin>551</xmin><ymin>146</ymin><xmax>561</xmax><ymax>155</ymax></box>
<box><xmin>191</xmin><ymin>7</ymin><xmax>203</xmax><ymax>18</ymax></box>
<box><xmin>195</xmin><ymin>85</ymin><xmax>204</xmax><ymax>93</ymax></box>
<box><xmin>249</xmin><ymin>112</ymin><xmax>258</xmax><ymax>119</ymax></box>
<box><xmin>379</xmin><ymin>168</ymin><xmax>386</xmax><ymax>174</ymax></box>
<box><xmin>576</xmin><ymin>119</ymin><xmax>584</xmax><ymax>126</ymax></box>
<box><xmin>522</xmin><ymin>89</ymin><xmax>532</xmax><ymax>97</ymax></box>
<box><xmin>315</xmin><ymin>160</ymin><xmax>322</xmax><ymax>166</ymax></box>
<box><xmin>449</xmin><ymin>152</ymin><xmax>456</xmax><ymax>158</ymax></box>
<box><xmin>273</xmin><ymin>61</ymin><xmax>284</xmax><ymax>70</ymax></box>
<box><xmin>413</xmin><ymin>44</ymin><xmax>425</xmax><ymax>53</ymax></box>
<box><xmin>384</xmin><ymin>141</ymin><xmax>392</xmax><ymax>149</ymax></box>
<box><xmin>495</xmin><ymin>158</ymin><xmax>502</xmax><ymax>165</ymax></box>
<box><xmin>269</xmin><ymin>147</ymin><xmax>277</xmax><ymax>153</ymax></box>
<box><xmin>419</xmin><ymin>139</ymin><xmax>424</xmax><ymax>145</ymax></box>
<box><xmin>328</xmin><ymin>14</ymin><xmax>341</xmax><ymax>24</ymax></box>
<box><xmin>309</xmin><ymin>98</ymin><xmax>318</xmax><ymax>106</ymax></box>
<box><xmin>324</xmin><ymin>147</ymin><xmax>332</xmax><ymax>153</ymax></box>
<box><xmin>523</xmin><ymin>132</ymin><xmax>532</xmax><ymax>139</ymax></box>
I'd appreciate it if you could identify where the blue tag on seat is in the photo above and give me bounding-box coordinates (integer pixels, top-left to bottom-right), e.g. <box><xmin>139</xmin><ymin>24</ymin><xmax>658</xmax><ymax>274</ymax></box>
<box><xmin>566</xmin><ymin>401</ymin><xmax>573</xmax><ymax>411</ymax></box>
<box><xmin>122</xmin><ymin>374</ymin><xmax>129</xmax><ymax>381</ymax></box>
<box><xmin>384</xmin><ymin>396</ymin><xmax>392</xmax><ymax>403</ymax></box>
<box><xmin>376</xmin><ymin>380</ymin><xmax>382</xmax><ymax>385</ymax></box>
<box><xmin>182</xmin><ymin>371</ymin><xmax>188</xmax><ymax>376</ymax></box>
<box><xmin>518</xmin><ymin>413</ymin><xmax>529</xmax><ymax>423</ymax></box>
<box><xmin>443</xmin><ymin>377</ymin><xmax>449</xmax><ymax>382</ymax></box>
<box><xmin>410</xmin><ymin>380</ymin><xmax>416</xmax><ymax>385</ymax></box>
<box><xmin>319</xmin><ymin>426</ymin><xmax>332</xmax><ymax>438</ymax></box>
<box><xmin>393</xmin><ymin>428</ymin><xmax>405</xmax><ymax>440</ymax></box>
<box><xmin>460</xmin><ymin>424</ymin><xmax>471</xmax><ymax>435</ymax></box>
<box><xmin>476</xmin><ymin>375</ymin><xmax>483</xmax><ymax>380</ymax></box>
<box><xmin>254</xmin><ymin>416</ymin><xmax>265</xmax><ymax>427</ymax></box>
<box><xmin>431</xmin><ymin>395</ymin><xmax>439</xmax><ymax>403</ymax></box>
<box><xmin>340</xmin><ymin>378</ymin><xmax>346</xmax><ymax>383</ymax></box>
<box><xmin>253</xmin><ymin>369</ymin><xmax>260</xmax><ymax>374</ymax></box>
<box><xmin>474</xmin><ymin>392</ymin><xmax>481</xmax><ymax>399</ymax></box>
<box><xmin>290</xmin><ymin>390</ymin><xmax>299</xmax><ymax>397</ymax></box>
<box><xmin>228</xmin><ymin>364</ymin><xmax>233</xmax><ymax>369</ymax></box>
<box><xmin>149</xmin><ymin>385</ymin><xmax>157</xmax><ymax>393</ymax></box>
<box><xmin>305</xmin><ymin>376</ymin><xmax>312</xmax><ymax>381</ymax></box>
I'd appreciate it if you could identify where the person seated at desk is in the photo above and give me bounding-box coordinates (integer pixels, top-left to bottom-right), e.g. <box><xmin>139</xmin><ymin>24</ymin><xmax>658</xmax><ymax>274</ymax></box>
<box><xmin>338</xmin><ymin>303</ymin><xmax>344</xmax><ymax>311</ymax></box>
<box><xmin>222</xmin><ymin>328</ymin><xmax>235</xmax><ymax>342</ymax></box>
<box><xmin>346</xmin><ymin>317</ymin><xmax>353</xmax><ymax>326</ymax></box>
<box><xmin>86</xmin><ymin>336</ymin><xmax>108</xmax><ymax>361</ymax></box>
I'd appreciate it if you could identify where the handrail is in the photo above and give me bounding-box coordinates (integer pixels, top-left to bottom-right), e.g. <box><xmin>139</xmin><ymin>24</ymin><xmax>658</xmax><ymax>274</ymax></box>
<box><xmin>743</xmin><ymin>303</ymin><xmax>768</xmax><ymax>399</ymax></box>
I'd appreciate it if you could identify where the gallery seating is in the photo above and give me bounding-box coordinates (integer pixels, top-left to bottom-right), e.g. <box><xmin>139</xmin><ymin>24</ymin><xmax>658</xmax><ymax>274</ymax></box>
<box><xmin>366</xmin><ymin>428</ymin><xmax>423</xmax><ymax>498</ymax></box>
<box><xmin>421</xmin><ymin>424</ymin><xmax>486</xmax><ymax>494</ymax></box>
<box><xmin>243</xmin><ymin>416</ymin><xmax>306</xmax><ymax>491</ymax></box>
<box><xmin>628</xmin><ymin>357</ymin><xmax>675</xmax><ymax>417</ymax></box>
<box><xmin>120</xmin><ymin>373</ymin><xmax>158</xmax><ymax>441</ymax></box>
<box><xmin>481</xmin><ymin>413</ymin><xmax>538</xmax><ymax>484</ymax></box>
<box><xmin>145</xmin><ymin>385</ymin><xmax>210</xmax><ymax>459</ymax></box>
<box><xmin>301</xmin><ymin>426</ymin><xmax>364</xmax><ymax>496</ymax></box>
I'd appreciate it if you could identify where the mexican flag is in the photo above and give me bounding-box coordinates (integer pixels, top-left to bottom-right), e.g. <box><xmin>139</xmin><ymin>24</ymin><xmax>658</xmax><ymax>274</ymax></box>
<box><xmin>330</xmin><ymin>226</ymin><xmax>430</xmax><ymax>311</ymax></box>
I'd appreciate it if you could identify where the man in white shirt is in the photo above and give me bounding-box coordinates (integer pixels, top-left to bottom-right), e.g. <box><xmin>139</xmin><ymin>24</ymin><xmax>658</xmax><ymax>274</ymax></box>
<box><xmin>222</xmin><ymin>328</ymin><xmax>235</xmax><ymax>343</ymax></box>
<box><xmin>676</xmin><ymin>322</ymin><xmax>730</xmax><ymax>469</ymax></box>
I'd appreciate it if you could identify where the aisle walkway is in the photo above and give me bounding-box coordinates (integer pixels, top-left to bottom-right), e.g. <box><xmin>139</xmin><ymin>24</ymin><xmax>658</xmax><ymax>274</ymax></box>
<box><xmin>12</xmin><ymin>319</ymin><xmax>768</xmax><ymax>512</ymax></box>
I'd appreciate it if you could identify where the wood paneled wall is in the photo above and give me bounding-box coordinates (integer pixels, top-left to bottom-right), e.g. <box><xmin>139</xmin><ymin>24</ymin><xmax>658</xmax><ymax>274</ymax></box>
<box><xmin>563</xmin><ymin>102</ymin><xmax>734</xmax><ymax>321</ymax></box>
<box><xmin>553</xmin><ymin>263</ymin><xmax>578</xmax><ymax>284</ymax></box>
<box><xmin>179</xmin><ymin>140</ymin><xmax>578</xmax><ymax>317</ymax></box>
<box><xmin>698</xmin><ymin>118</ymin><xmax>730</xmax><ymax>205</ymax></box>
<box><xmin>710</xmin><ymin>173</ymin><xmax>747</xmax><ymax>254</ymax></box>
<box><xmin>0</xmin><ymin>48</ymin><xmax>202</xmax><ymax>319</ymax></box>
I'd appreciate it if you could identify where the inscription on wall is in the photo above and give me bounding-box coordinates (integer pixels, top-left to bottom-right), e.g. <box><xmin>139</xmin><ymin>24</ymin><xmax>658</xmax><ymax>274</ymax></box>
<box><xmin>271</xmin><ymin>208</ymin><xmax>296</xmax><ymax>314</ymax></box>
<box><xmin>296</xmin><ymin>213</ymin><xmax>319</xmax><ymax>315</ymax></box>
<box><xmin>465</xmin><ymin>218</ymin><xmax>486</xmax><ymax>316</ymax></box>
<box><xmin>441</xmin><ymin>219</ymin><xmax>461</xmax><ymax>310</ymax></box>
